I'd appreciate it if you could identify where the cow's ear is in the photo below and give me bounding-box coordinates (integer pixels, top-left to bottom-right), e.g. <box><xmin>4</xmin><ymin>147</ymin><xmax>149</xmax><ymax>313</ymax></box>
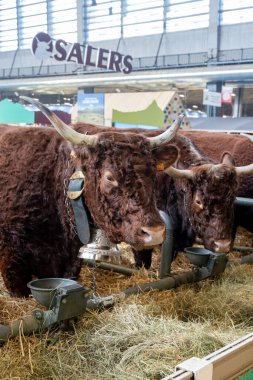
<box><xmin>221</xmin><ymin>152</ymin><xmax>235</xmax><ymax>166</ymax></box>
<box><xmin>152</xmin><ymin>145</ymin><xmax>179</xmax><ymax>170</ymax></box>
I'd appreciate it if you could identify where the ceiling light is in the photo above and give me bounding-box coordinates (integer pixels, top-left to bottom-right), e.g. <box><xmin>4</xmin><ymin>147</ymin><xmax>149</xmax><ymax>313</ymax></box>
<box><xmin>192</xmin><ymin>105</ymin><xmax>198</xmax><ymax>109</ymax></box>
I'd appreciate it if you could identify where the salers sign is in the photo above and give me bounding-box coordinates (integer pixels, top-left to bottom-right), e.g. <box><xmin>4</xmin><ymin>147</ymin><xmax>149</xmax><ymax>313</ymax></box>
<box><xmin>31</xmin><ymin>32</ymin><xmax>133</xmax><ymax>74</ymax></box>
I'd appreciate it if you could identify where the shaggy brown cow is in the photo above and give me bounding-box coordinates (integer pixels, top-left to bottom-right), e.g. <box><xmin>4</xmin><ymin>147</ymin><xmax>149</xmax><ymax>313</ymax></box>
<box><xmin>181</xmin><ymin>130</ymin><xmax>253</xmax><ymax>235</ymax></box>
<box><xmin>132</xmin><ymin>134</ymin><xmax>240</xmax><ymax>268</ymax></box>
<box><xmin>0</xmin><ymin>98</ymin><xmax>180</xmax><ymax>297</ymax></box>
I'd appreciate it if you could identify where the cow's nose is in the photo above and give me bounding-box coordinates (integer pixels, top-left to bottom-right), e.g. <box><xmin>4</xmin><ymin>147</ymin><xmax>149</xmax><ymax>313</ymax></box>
<box><xmin>214</xmin><ymin>239</ymin><xmax>231</xmax><ymax>253</ymax></box>
<box><xmin>141</xmin><ymin>225</ymin><xmax>165</xmax><ymax>246</ymax></box>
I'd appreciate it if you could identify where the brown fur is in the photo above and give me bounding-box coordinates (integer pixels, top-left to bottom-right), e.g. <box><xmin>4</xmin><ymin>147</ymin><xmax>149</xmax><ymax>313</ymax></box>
<box><xmin>0</xmin><ymin>124</ymin><xmax>177</xmax><ymax>297</ymax></box>
<box><xmin>181</xmin><ymin>130</ymin><xmax>253</xmax><ymax>234</ymax></box>
<box><xmin>181</xmin><ymin>130</ymin><xmax>253</xmax><ymax>198</ymax></box>
<box><xmin>155</xmin><ymin>135</ymin><xmax>237</xmax><ymax>253</ymax></box>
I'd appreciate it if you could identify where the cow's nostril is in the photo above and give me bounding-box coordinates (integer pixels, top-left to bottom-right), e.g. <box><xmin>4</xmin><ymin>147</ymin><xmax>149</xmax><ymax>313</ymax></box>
<box><xmin>141</xmin><ymin>225</ymin><xmax>165</xmax><ymax>246</ymax></box>
<box><xmin>141</xmin><ymin>227</ymin><xmax>152</xmax><ymax>243</ymax></box>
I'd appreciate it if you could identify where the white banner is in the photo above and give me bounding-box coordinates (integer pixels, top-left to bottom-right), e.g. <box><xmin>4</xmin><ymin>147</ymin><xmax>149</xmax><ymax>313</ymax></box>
<box><xmin>203</xmin><ymin>90</ymin><xmax>221</xmax><ymax>107</ymax></box>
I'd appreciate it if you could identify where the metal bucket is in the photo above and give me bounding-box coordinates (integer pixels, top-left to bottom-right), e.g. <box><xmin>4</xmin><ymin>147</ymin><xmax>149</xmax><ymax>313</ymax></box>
<box><xmin>184</xmin><ymin>247</ymin><xmax>212</xmax><ymax>267</ymax></box>
<box><xmin>27</xmin><ymin>278</ymin><xmax>78</xmax><ymax>307</ymax></box>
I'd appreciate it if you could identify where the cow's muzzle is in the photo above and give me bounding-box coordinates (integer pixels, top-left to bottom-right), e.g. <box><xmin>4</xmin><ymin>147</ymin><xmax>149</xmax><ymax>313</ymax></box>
<box><xmin>213</xmin><ymin>239</ymin><xmax>231</xmax><ymax>253</ymax></box>
<box><xmin>141</xmin><ymin>225</ymin><xmax>166</xmax><ymax>247</ymax></box>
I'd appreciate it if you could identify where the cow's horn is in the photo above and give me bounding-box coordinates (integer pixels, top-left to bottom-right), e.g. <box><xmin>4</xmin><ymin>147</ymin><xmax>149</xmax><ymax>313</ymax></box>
<box><xmin>235</xmin><ymin>163</ymin><xmax>253</xmax><ymax>176</ymax></box>
<box><xmin>164</xmin><ymin>166</ymin><xmax>194</xmax><ymax>179</ymax></box>
<box><xmin>148</xmin><ymin>115</ymin><xmax>184</xmax><ymax>147</ymax></box>
<box><xmin>20</xmin><ymin>96</ymin><xmax>98</xmax><ymax>147</ymax></box>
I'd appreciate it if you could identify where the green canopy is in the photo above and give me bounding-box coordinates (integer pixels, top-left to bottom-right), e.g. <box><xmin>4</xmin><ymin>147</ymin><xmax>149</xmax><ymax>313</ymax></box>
<box><xmin>112</xmin><ymin>100</ymin><xmax>164</xmax><ymax>128</ymax></box>
<box><xmin>236</xmin><ymin>369</ymin><xmax>253</xmax><ymax>380</ymax></box>
<box><xmin>0</xmin><ymin>99</ymin><xmax>35</xmax><ymax>124</ymax></box>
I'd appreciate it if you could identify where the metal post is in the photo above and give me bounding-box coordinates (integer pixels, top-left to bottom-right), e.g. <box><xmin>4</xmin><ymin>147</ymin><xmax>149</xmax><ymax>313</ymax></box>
<box><xmin>159</xmin><ymin>210</ymin><xmax>174</xmax><ymax>278</ymax></box>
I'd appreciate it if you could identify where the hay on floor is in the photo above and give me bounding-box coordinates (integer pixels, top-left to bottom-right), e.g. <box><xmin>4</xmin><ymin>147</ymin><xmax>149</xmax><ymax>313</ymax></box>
<box><xmin>0</xmin><ymin>229</ymin><xmax>253</xmax><ymax>379</ymax></box>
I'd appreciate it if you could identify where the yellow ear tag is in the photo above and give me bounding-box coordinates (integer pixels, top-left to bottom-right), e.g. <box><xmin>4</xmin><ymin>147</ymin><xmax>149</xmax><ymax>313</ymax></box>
<box><xmin>70</xmin><ymin>150</ymin><xmax>77</xmax><ymax>159</ymax></box>
<box><xmin>157</xmin><ymin>162</ymin><xmax>165</xmax><ymax>171</ymax></box>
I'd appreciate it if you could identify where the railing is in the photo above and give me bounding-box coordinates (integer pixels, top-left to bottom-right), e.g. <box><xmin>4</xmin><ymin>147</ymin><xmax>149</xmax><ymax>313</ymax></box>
<box><xmin>1</xmin><ymin>48</ymin><xmax>253</xmax><ymax>79</ymax></box>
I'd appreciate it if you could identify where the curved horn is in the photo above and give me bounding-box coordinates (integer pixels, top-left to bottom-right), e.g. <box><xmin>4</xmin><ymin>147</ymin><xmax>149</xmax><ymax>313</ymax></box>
<box><xmin>165</xmin><ymin>165</ymin><xmax>194</xmax><ymax>179</ymax></box>
<box><xmin>235</xmin><ymin>163</ymin><xmax>253</xmax><ymax>176</ymax></box>
<box><xmin>240</xmin><ymin>133</ymin><xmax>253</xmax><ymax>142</ymax></box>
<box><xmin>20</xmin><ymin>96</ymin><xmax>98</xmax><ymax>147</ymax></box>
<box><xmin>148</xmin><ymin>114</ymin><xmax>184</xmax><ymax>147</ymax></box>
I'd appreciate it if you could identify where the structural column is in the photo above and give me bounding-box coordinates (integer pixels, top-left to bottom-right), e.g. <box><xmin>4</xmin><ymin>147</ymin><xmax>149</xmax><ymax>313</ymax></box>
<box><xmin>77</xmin><ymin>0</ymin><xmax>84</xmax><ymax>44</ymax></box>
<box><xmin>207</xmin><ymin>0</ymin><xmax>220</xmax><ymax>62</ymax></box>
<box><xmin>232</xmin><ymin>88</ymin><xmax>243</xmax><ymax>117</ymax></box>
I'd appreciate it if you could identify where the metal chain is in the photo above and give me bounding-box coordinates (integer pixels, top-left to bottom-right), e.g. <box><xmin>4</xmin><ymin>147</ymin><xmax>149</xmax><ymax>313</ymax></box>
<box><xmin>63</xmin><ymin>158</ymin><xmax>78</xmax><ymax>236</ymax></box>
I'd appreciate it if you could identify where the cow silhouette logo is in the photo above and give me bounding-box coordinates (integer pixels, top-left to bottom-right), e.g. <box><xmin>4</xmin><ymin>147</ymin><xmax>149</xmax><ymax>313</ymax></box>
<box><xmin>31</xmin><ymin>32</ymin><xmax>53</xmax><ymax>60</ymax></box>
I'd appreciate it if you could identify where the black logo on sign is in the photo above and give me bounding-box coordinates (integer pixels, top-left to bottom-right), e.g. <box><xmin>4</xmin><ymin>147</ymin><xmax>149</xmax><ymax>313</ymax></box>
<box><xmin>31</xmin><ymin>32</ymin><xmax>53</xmax><ymax>60</ymax></box>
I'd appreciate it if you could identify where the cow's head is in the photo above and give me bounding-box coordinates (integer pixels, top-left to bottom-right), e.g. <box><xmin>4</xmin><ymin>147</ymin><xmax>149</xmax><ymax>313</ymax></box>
<box><xmin>166</xmin><ymin>151</ymin><xmax>253</xmax><ymax>253</ymax></box>
<box><xmin>20</xmin><ymin>97</ymin><xmax>180</xmax><ymax>250</ymax></box>
<box><xmin>165</xmin><ymin>153</ymin><xmax>237</xmax><ymax>253</ymax></box>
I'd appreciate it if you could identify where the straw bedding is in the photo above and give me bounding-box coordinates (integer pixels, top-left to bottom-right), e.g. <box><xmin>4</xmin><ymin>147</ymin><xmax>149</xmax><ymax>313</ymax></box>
<box><xmin>0</xmin><ymin>228</ymin><xmax>253</xmax><ymax>380</ymax></box>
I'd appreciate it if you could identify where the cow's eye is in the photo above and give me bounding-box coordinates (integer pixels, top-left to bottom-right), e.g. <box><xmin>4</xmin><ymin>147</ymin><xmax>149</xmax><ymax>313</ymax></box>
<box><xmin>194</xmin><ymin>198</ymin><xmax>204</xmax><ymax>210</ymax></box>
<box><xmin>104</xmin><ymin>171</ymin><xmax>118</xmax><ymax>187</ymax></box>
<box><xmin>194</xmin><ymin>192</ymin><xmax>204</xmax><ymax>211</ymax></box>
<box><xmin>106</xmin><ymin>174</ymin><xmax>114</xmax><ymax>182</ymax></box>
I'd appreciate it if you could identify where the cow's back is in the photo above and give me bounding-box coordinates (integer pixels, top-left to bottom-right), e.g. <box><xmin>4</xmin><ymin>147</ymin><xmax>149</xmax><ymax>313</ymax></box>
<box><xmin>0</xmin><ymin>126</ymin><xmax>66</xmax><ymax>225</ymax></box>
<box><xmin>0</xmin><ymin>123</ymin><xmax>21</xmax><ymax>137</ymax></box>
<box><xmin>181</xmin><ymin>130</ymin><xmax>253</xmax><ymax>198</ymax></box>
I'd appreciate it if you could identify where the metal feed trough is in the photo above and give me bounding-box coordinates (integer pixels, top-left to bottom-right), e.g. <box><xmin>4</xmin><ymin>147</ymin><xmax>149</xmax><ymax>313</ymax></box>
<box><xmin>0</xmin><ymin>278</ymin><xmax>89</xmax><ymax>343</ymax></box>
<box><xmin>1</xmin><ymin>200</ymin><xmax>253</xmax><ymax>343</ymax></box>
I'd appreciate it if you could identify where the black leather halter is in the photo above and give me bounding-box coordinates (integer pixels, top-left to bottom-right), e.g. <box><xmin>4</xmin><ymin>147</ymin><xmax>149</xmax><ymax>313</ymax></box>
<box><xmin>67</xmin><ymin>170</ymin><xmax>90</xmax><ymax>244</ymax></box>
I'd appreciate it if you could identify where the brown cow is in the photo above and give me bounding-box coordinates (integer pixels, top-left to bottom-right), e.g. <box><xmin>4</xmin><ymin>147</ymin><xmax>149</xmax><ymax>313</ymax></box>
<box><xmin>137</xmin><ymin>131</ymin><xmax>253</xmax><ymax>268</ymax></box>
<box><xmin>0</xmin><ymin>98</ymin><xmax>179</xmax><ymax>297</ymax></box>
<box><xmin>181</xmin><ymin>130</ymin><xmax>253</xmax><ymax>235</ymax></box>
<box><xmin>134</xmin><ymin>134</ymin><xmax>241</xmax><ymax>267</ymax></box>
